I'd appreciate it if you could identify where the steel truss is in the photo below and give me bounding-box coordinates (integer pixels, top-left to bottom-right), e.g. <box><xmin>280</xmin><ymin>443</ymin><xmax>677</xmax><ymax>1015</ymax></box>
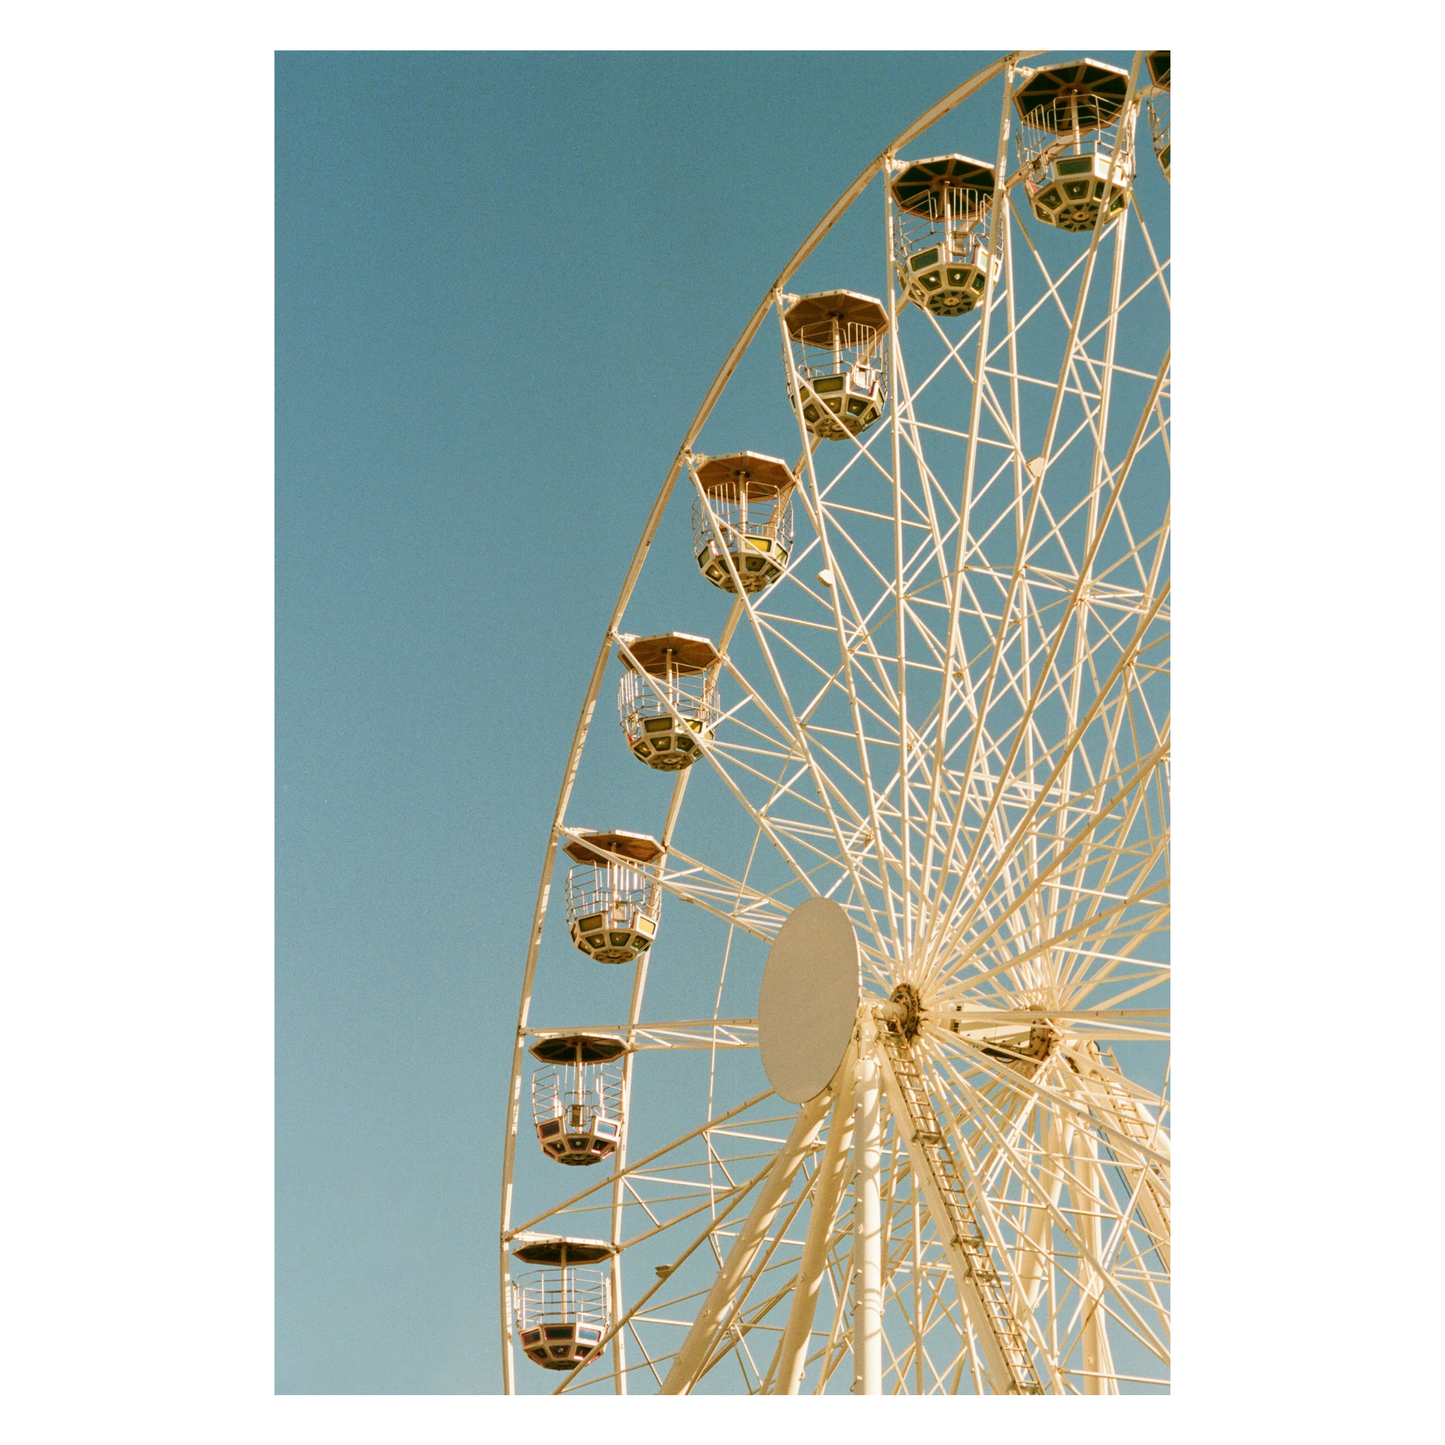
<box><xmin>501</xmin><ymin>49</ymin><xmax>1169</xmax><ymax>1395</ymax></box>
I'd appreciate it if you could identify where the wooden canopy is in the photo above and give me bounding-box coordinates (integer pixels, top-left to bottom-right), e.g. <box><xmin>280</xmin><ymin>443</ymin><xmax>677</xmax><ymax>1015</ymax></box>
<box><xmin>783</xmin><ymin>289</ymin><xmax>888</xmax><ymax>345</ymax></box>
<box><xmin>890</xmin><ymin>154</ymin><xmax>997</xmax><ymax>219</ymax></box>
<box><xmin>529</xmin><ymin>1033</ymin><xmax>629</xmax><ymax>1065</ymax></box>
<box><xmin>562</xmin><ymin>829</ymin><xmax>664</xmax><ymax>865</ymax></box>
<box><xmin>695</xmin><ymin>451</ymin><xmax>795</xmax><ymax>499</ymax></box>
<box><xmin>511</xmin><ymin>1234</ymin><xmax>617</xmax><ymax>1266</ymax></box>
<box><xmin>1013</xmin><ymin>58</ymin><xmax>1131</xmax><ymax>133</ymax></box>
<box><xmin>619</xmin><ymin>631</ymin><xmax>719</xmax><ymax>676</ymax></box>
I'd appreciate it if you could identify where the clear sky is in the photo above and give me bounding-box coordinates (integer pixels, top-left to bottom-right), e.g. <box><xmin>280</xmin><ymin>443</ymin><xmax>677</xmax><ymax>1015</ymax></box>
<box><xmin>275</xmin><ymin>48</ymin><xmax>1154</xmax><ymax>1395</ymax></box>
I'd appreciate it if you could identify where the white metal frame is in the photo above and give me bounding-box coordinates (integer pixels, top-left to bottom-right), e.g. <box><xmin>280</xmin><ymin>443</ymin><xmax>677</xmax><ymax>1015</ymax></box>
<box><xmin>499</xmin><ymin>50</ymin><xmax>1168</xmax><ymax>1396</ymax></box>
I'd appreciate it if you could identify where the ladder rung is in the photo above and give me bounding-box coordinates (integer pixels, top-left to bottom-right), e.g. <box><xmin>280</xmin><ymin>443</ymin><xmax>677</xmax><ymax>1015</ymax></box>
<box><xmin>887</xmin><ymin>1029</ymin><xmax>1041</xmax><ymax>1395</ymax></box>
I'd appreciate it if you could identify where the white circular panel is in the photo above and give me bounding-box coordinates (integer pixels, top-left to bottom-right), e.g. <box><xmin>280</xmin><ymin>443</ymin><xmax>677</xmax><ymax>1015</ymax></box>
<box><xmin>758</xmin><ymin>897</ymin><xmax>859</xmax><ymax>1103</ymax></box>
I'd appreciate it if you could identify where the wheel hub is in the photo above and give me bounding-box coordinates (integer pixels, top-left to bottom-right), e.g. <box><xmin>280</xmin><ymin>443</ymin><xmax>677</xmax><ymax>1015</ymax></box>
<box><xmin>886</xmin><ymin>982</ymin><xmax>922</xmax><ymax>1041</ymax></box>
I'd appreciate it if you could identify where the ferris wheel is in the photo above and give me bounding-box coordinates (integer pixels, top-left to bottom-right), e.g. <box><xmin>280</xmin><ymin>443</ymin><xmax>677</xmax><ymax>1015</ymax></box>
<box><xmin>499</xmin><ymin>50</ymin><xmax>1170</xmax><ymax>1395</ymax></box>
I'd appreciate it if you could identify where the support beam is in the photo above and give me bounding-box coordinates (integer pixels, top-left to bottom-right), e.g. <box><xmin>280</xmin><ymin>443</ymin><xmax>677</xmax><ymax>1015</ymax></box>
<box><xmin>660</xmin><ymin>1086</ymin><xmax>833</xmax><ymax>1393</ymax></box>
<box><xmin>1070</xmin><ymin>1123</ymin><xmax>1118</xmax><ymax>1394</ymax></box>
<box><xmin>774</xmin><ymin>1054</ymin><xmax>856</xmax><ymax>1393</ymax></box>
<box><xmin>1068</xmin><ymin>1051</ymin><xmax>1171</xmax><ymax>1272</ymax></box>
<box><xmin>852</xmin><ymin>1048</ymin><xmax>883</xmax><ymax>1394</ymax></box>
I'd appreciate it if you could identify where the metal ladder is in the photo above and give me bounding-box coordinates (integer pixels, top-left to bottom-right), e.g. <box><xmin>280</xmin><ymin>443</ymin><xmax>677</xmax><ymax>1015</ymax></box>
<box><xmin>1095</xmin><ymin>1047</ymin><xmax>1163</xmax><ymax>1143</ymax></box>
<box><xmin>877</xmin><ymin>1021</ymin><xmax>1044</xmax><ymax>1394</ymax></box>
<box><xmin>1090</xmin><ymin>1045</ymin><xmax>1170</xmax><ymax>1237</ymax></box>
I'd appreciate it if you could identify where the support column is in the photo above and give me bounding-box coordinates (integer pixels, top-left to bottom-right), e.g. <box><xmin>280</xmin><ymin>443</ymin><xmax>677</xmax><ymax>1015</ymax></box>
<box><xmin>775</xmin><ymin>1053</ymin><xmax>855</xmax><ymax>1393</ymax></box>
<box><xmin>1070</xmin><ymin>1124</ymin><xmax>1117</xmax><ymax>1394</ymax></box>
<box><xmin>660</xmin><ymin>1087</ymin><xmax>832</xmax><ymax>1393</ymax></box>
<box><xmin>852</xmin><ymin>1046</ymin><xmax>882</xmax><ymax>1394</ymax></box>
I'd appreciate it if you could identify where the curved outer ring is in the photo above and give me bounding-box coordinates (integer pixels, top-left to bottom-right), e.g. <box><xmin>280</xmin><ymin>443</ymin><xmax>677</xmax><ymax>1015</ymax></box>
<box><xmin>497</xmin><ymin>49</ymin><xmax>1044</xmax><ymax>1395</ymax></box>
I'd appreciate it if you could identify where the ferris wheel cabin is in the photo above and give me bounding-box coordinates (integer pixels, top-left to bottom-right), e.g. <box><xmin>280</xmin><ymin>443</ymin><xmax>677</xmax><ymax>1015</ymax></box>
<box><xmin>783</xmin><ymin>290</ymin><xmax>888</xmax><ymax>440</ymax></box>
<box><xmin>1015</xmin><ymin>58</ymin><xmax>1136</xmax><ymax>232</ymax></box>
<box><xmin>562</xmin><ymin>829</ymin><xmax>663</xmax><ymax>963</ymax></box>
<box><xmin>617</xmin><ymin>631</ymin><xmax>720</xmax><ymax>771</ymax></box>
<box><xmin>511</xmin><ymin>1235</ymin><xmax>616</xmax><ymax>1370</ymax></box>
<box><xmin>691</xmin><ymin>451</ymin><xmax>795</xmax><ymax>594</ymax></box>
<box><xmin>1145</xmin><ymin>51</ymin><xmax>1170</xmax><ymax>181</ymax></box>
<box><xmin>530</xmin><ymin>1032</ymin><xmax>627</xmax><ymax>1166</ymax></box>
<box><xmin>890</xmin><ymin>155</ymin><xmax>1001</xmax><ymax>317</ymax></box>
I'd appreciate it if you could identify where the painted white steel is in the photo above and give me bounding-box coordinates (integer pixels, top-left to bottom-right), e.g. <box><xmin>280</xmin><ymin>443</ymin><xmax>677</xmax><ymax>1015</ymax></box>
<box><xmin>658</xmin><ymin>1086</ymin><xmax>833</xmax><ymax>1393</ymax></box>
<box><xmin>851</xmin><ymin>1044</ymin><xmax>882</xmax><ymax>1395</ymax></box>
<box><xmin>873</xmin><ymin>1025</ymin><xmax>1039</xmax><ymax>1394</ymax></box>
<box><xmin>774</xmin><ymin>1055</ymin><xmax>855</xmax><ymax>1393</ymax></box>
